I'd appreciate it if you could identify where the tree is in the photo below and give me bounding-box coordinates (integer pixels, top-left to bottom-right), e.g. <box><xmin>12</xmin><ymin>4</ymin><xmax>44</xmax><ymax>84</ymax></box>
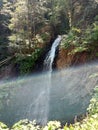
<box><xmin>0</xmin><ymin>0</ymin><xmax>13</xmax><ymax>59</ymax></box>
<box><xmin>41</xmin><ymin>0</ymin><xmax>70</xmax><ymax>34</ymax></box>
<box><xmin>9</xmin><ymin>0</ymin><xmax>47</xmax><ymax>50</ymax></box>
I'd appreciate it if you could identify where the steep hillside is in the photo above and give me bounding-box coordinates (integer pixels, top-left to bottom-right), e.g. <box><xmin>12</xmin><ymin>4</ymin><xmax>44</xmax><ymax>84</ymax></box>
<box><xmin>55</xmin><ymin>0</ymin><xmax>98</xmax><ymax>69</ymax></box>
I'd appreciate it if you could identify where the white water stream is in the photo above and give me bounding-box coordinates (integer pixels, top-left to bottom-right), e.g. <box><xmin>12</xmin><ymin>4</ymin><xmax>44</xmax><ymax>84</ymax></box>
<box><xmin>28</xmin><ymin>36</ymin><xmax>62</xmax><ymax>124</ymax></box>
<box><xmin>44</xmin><ymin>35</ymin><xmax>62</xmax><ymax>72</ymax></box>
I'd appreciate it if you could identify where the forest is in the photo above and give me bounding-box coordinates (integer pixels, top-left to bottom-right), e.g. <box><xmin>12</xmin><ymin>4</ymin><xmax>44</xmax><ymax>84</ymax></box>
<box><xmin>0</xmin><ymin>0</ymin><xmax>98</xmax><ymax>129</ymax></box>
<box><xmin>0</xmin><ymin>0</ymin><xmax>71</xmax><ymax>75</ymax></box>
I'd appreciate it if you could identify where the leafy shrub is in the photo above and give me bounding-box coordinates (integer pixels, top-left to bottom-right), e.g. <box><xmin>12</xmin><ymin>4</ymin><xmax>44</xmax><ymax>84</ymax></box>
<box><xmin>0</xmin><ymin>115</ymin><xmax>98</xmax><ymax>130</ymax></box>
<box><xmin>82</xmin><ymin>22</ymin><xmax>98</xmax><ymax>44</ymax></box>
<box><xmin>87</xmin><ymin>86</ymin><xmax>98</xmax><ymax>115</ymax></box>
<box><xmin>94</xmin><ymin>15</ymin><xmax>98</xmax><ymax>21</ymax></box>
<box><xmin>0</xmin><ymin>122</ymin><xmax>8</xmax><ymax>130</ymax></box>
<box><xmin>43</xmin><ymin>121</ymin><xmax>61</xmax><ymax>130</ymax></box>
<box><xmin>61</xmin><ymin>22</ymin><xmax>98</xmax><ymax>55</ymax></box>
<box><xmin>71</xmin><ymin>46</ymin><xmax>87</xmax><ymax>54</ymax></box>
<box><xmin>60</xmin><ymin>32</ymin><xmax>77</xmax><ymax>49</ymax></box>
<box><xmin>11</xmin><ymin>120</ymin><xmax>40</xmax><ymax>130</ymax></box>
<box><xmin>60</xmin><ymin>27</ymin><xmax>84</xmax><ymax>48</ymax></box>
<box><xmin>60</xmin><ymin>28</ymin><xmax>88</xmax><ymax>54</ymax></box>
<box><xmin>91</xmin><ymin>23</ymin><xmax>98</xmax><ymax>41</ymax></box>
<box><xmin>15</xmin><ymin>48</ymin><xmax>42</xmax><ymax>74</ymax></box>
<box><xmin>41</xmin><ymin>33</ymin><xmax>50</xmax><ymax>42</ymax></box>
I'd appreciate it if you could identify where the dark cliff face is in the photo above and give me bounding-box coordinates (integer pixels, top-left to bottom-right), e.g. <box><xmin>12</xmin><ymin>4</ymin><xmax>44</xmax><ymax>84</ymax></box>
<box><xmin>71</xmin><ymin>0</ymin><xmax>98</xmax><ymax>28</ymax></box>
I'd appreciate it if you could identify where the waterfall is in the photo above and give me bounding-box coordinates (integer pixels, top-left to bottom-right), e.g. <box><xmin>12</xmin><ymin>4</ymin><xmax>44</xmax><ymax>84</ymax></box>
<box><xmin>44</xmin><ymin>35</ymin><xmax>62</xmax><ymax>72</ymax></box>
<box><xmin>27</xmin><ymin>36</ymin><xmax>61</xmax><ymax>124</ymax></box>
<box><xmin>31</xmin><ymin>35</ymin><xmax>62</xmax><ymax>124</ymax></box>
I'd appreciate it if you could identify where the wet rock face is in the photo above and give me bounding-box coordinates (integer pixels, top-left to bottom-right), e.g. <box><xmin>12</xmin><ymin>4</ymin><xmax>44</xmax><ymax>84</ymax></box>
<box><xmin>55</xmin><ymin>48</ymin><xmax>89</xmax><ymax>69</ymax></box>
<box><xmin>71</xmin><ymin>0</ymin><xmax>98</xmax><ymax>28</ymax></box>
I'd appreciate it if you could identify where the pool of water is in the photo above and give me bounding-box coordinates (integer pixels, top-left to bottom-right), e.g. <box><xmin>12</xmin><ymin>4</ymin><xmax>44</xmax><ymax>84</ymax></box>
<box><xmin>0</xmin><ymin>63</ymin><xmax>97</xmax><ymax>126</ymax></box>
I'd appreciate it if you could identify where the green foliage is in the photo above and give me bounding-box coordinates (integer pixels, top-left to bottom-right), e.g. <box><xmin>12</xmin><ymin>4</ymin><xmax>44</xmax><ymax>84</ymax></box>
<box><xmin>71</xmin><ymin>47</ymin><xmax>87</xmax><ymax>54</ymax></box>
<box><xmin>43</xmin><ymin>121</ymin><xmax>61</xmax><ymax>130</ymax></box>
<box><xmin>60</xmin><ymin>28</ymin><xmax>87</xmax><ymax>53</ymax></box>
<box><xmin>1</xmin><ymin>115</ymin><xmax>98</xmax><ymax>130</ymax></box>
<box><xmin>11</xmin><ymin>120</ymin><xmax>40</xmax><ymax>130</ymax></box>
<box><xmin>94</xmin><ymin>15</ymin><xmax>98</xmax><ymax>21</ymax></box>
<box><xmin>61</xmin><ymin>27</ymin><xmax>82</xmax><ymax>48</ymax></box>
<box><xmin>89</xmin><ymin>73</ymin><xmax>98</xmax><ymax>78</ymax></box>
<box><xmin>40</xmin><ymin>33</ymin><xmax>50</xmax><ymax>42</ymax></box>
<box><xmin>46</xmin><ymin>0</ymin><xmax>69</xmax><ymax>34</ymax></box>
<box><xmin>87</xmin><ymin>86</ymin><xmax>98</xmax><ymax>115</ymax></box>
<box><xmin>60</xmin><ymin>32</ymin><xmax>76</xmax><ymax>49</ymax></box>
<box><xmin>15</xmin><ymin>48</ymin><xmax>42</xmax><ymax>74</ymax></box>
<box><xmin>61</xmin><ymin>21</ymin><xmax>98</xmax><ymax>55</ymax></box>
<box><xmin>84</xmin><ymin>23</ymin><xmax>98</xmax><ymax>43</ymax></box>
<box><xmin>8</xmin><ymin>34</ymin><xmax>17</xmax><ymax>42</ymax></box>
<box><xmin>8</xmin><ymin>0</ymin><xmax>49</xmax><ymax>48</ymax></box>
<box><xmin>91</xmin><ymin>23</ymin><xmax>98</xmax><ymax>41</ymax></box>
<box><xmin>0</xmin><ymin>0</ymin><xmax>12</xmax><ymax>60</ymax></box>
<box><xmin>0</xmin><ymin>122</ymin><xmax>9</xmax><ymax>130</ymax></box>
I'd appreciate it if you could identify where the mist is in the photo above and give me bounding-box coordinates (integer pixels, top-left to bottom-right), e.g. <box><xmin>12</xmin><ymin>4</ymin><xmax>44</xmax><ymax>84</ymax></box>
<box><xmin>0</xmin><ymin>62</ymin><xmax>98</xmax><ymax>126</ymax></box>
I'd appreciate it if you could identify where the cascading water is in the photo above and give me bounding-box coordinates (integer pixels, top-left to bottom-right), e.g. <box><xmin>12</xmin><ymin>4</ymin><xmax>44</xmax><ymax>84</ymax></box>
<box><xmin>38</xmin><ymin>35</ymin><xmax>62</xmax><ymax>123</ymax></box>
<box><xmin>44</xmin><ymin>35</ymin><xmax>62</xmax><ymax>72</ymax></box>
<box><xmin>27</xmin><ymin>36</ymin><xmax>62</xmax><ymax>125</ymax></box>
<box><xmin>30</xmin><ymin>35</ymin><xmax>62</xmax><ymax>124</ymax></box>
